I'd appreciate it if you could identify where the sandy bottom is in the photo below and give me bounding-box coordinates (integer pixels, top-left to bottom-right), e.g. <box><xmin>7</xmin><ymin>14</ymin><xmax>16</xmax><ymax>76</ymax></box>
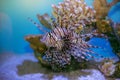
<box><xmin>0</xmin><ymin>53</ymin><xmax>119</xmax><ymax>80</ymax></box>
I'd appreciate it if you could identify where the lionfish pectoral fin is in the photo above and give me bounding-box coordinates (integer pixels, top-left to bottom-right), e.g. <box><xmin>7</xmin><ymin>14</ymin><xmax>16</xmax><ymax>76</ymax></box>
<box><xmin>88</xmin><ymin>44</ymin><xmax>106</xmax><ymax>50</ymax></box>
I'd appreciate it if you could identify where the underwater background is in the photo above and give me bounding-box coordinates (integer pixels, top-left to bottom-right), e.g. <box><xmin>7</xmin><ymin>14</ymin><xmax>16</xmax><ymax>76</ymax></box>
<box><xmin>0</xmin><ymin>0</ymin><xmax>120</xmax><ymax>54</ymax></box>
<box><xmin>0</xmin><ymin>0</ymin><xmax>120</xmax><ymax>80</ymax></box>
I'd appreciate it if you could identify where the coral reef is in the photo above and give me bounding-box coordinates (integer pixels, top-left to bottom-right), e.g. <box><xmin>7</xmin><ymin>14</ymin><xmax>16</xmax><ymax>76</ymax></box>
<box><xmin>25</xmin><ymin>0</ymin><xmax>120</xmax><ymax>72</ymax></box>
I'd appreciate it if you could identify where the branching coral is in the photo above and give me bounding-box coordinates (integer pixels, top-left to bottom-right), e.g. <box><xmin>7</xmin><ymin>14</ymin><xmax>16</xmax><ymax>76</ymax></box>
<box><xmin>52</xmin><ymin>0</ymin><xmax>96</xmax><ymax>34</ymax></box>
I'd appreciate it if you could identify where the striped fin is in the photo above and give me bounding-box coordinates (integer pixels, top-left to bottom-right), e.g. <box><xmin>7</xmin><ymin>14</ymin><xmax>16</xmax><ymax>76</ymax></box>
<box><xmin>88</xmin><ymin>44</ymin><xmax>106</xmax><ymax>50</ymax></box>
<box><xmin>28</xmin><ymin>17</ymin><xmax>47</xmax><ymax>33</ymax></box>
<box><xmin>84</xmin><ymin>49</ymin><xmax>104</xmax><ymax>58</ymax></box>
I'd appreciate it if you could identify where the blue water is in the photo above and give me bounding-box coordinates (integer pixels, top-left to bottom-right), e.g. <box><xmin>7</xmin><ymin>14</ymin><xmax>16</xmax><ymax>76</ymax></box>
<box><xmin>0</xmin><ymin>0</ymin><xmax>62</xmax><ymax>53</ymax></box>
<box><xmin>0</xmin><ymin>0</ymin><xmax>120</xmax><ymax>57</ymax></box>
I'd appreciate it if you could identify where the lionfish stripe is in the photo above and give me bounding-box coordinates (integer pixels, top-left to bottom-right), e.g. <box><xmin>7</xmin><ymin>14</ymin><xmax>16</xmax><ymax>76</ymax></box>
<box><xmin>48</xmin><ymin>33</ymin><xmax>53</xmax><ymax>45</ymax></box>
<box><xmin>87</xmin><ymin>49</ymin><xmax>104</xmax><ymax>58</ymax></box>
<box><xmin>54</xmin><ymin>27</ymin><xmax>61</xmax><ymax>38</ymax></box>
<box><xmin>56</xmin><ymin>27</ymin><xmax>63</xmax><ymax>37</ymax></box>
<box><xmin>52</xmin><ymin>30</ymin><xmax>59</xmax><ymax>40</ymax></box>
<box><xmin>41</xmin><ymin>33</ymin><xmax>50</xmax><ymax>44</ymax></box>
<box><xmin>81</xmin><ymin>51</ymin><xmax>94</xmax><ymax>59</ymax></box>
<box><xmin>59</xmin><ymin>28</ymin><xmax>65</xmax><ymax>37</ymax></box>
<box><xmin>44</xmin><ymin>33</ymin><xmax>55</xmax><ymax>46</ymax></box>
<box><xmin>80</xmin><ymin>55</ymin><xmax>87</xmax><ymax>60</ymax></box>
<box><xmin>47</xmin><ymin>33</ymin><xmax>51</xmax><ymax>43</ymax></box>
<box><xmin>88</xmin><ymin>44</ymin><xmax>104</xmax><ymax>49</ymax></box>
<box><xmin>50</xmin><ymin>32</ymin><xmax>57</xmax><ymax>41</ymax></box>
<box><xmin>62</xmin><ymin>28</ymin><xmax>66</xmax><ymax>35</ymax></box>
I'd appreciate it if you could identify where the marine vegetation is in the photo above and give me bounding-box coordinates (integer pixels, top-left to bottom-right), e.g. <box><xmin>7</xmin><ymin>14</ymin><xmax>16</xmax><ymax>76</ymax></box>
<box><xmin>25</xmin><ymin>0</ymin><xmax>120</xmax><ymax>72</ymax></box>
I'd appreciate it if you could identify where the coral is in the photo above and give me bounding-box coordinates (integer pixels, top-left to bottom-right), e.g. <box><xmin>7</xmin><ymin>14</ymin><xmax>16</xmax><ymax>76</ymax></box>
<box><xmin>25</xmin><ymin>35</ymin><xmax>47</xmax><ymax>54</ymax></box>
<box><xmin>93</xmin><ymin>0</ymin><xmax>119</xmax><ymax>19</ymax></box>
<box><xmin>25</xmin><ymin>35</ymin><xmax>48</xmax><ymax>65</ymax></box>
<box><xmin>96</xmin><ymin>20</ymin><xmax>112</xmax><ymax>34</ymax></box>
<box><xmin>99</xmin><ymin>60</ymin><xmax>116</xmax><ymax>76</ymax></box>
<box><xmin>51</xmin><ymin>0</ymin><xmax>96</xmax><ymax>34</ymax></box>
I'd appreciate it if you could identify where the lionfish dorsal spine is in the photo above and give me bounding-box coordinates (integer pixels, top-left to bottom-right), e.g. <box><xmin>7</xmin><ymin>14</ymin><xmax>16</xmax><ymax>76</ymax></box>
<box><xmin>28</xmin><ymin>17</ymin><xmax>47</xmax><ymax>33</ymax></box>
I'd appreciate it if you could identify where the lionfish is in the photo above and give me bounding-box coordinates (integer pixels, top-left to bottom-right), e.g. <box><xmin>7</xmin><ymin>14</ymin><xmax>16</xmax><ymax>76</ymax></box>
<box><xmin>28</xmin><ymin>17</ymin><xmax>106</xmax><ymax>68</ymax></box>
